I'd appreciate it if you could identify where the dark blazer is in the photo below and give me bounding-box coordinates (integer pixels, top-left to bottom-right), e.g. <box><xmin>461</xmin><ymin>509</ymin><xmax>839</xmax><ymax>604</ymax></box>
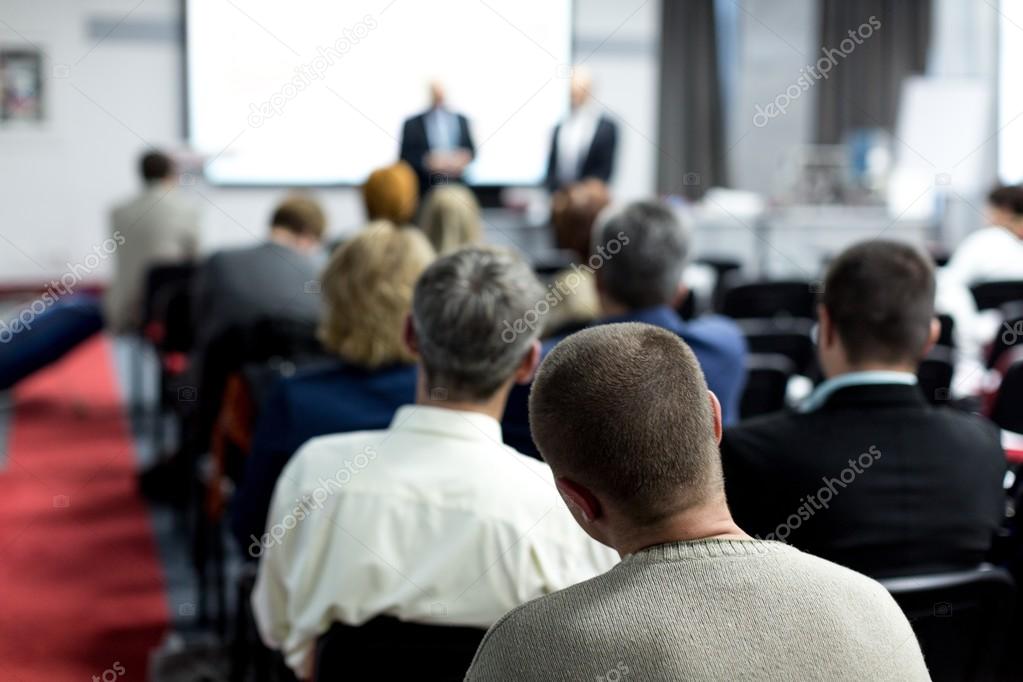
<box><xmin>231</xmin><ymin>360</ymin><xmax>417</xmax><ymax>552</ymax></box>
<box><xmin>721</xmin><ymin>383</ymin><xmax>1007</xmax><ymax>578</ymax></box>
<box><xmin>544</xmin><ymin>115</ymin><xmax>618</xmax><ymax>191</ymax></box>
<box><xmin>399</xmin><ymin>109</ymin><xmax>475</xmax><ymax>192</ymax></box>
<box><xmin>192</xmin><ymin>242</ymin><xmax>321</xmax><ymax>352</ymax></box>
<box><xmin>502</xmin><ymin>305</ymin><xmax>747</xmax><ymax>457</ymax></box>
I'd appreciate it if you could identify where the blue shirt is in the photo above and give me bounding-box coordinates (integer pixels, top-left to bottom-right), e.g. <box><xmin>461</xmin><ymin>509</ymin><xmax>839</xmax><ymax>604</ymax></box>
<box><xmin>799</xmin><ymin>370</ymin><xmax>918</xmax><ymax>413</ymax></box>
<box><xmin>231</xmin><ymin>360</ymin><xmax>417</xmax><ymax>552</ymax></box>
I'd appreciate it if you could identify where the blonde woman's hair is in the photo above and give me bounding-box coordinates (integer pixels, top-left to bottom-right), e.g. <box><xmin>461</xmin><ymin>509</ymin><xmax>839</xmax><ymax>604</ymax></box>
<box><xmin>420</xmin><ymin>184</ymin><xmax>483</xmax><ymax>255</ymax></box>
<box><xmin>319</xmin><ymin>221</ymin><xmax>435</xmax><ymax>368</ymax></box>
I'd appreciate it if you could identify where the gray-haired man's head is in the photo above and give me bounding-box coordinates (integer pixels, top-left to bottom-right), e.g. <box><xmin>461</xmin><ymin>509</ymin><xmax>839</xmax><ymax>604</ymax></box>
<box><xmin>594</xmin><ymin>200</ymin><xmax>689</xmax><ymax>310</ymax></box>
<box><xmin>412</xmin><ymin>246</ymin><xmax>544</xmax><ymax>401</ymax></box>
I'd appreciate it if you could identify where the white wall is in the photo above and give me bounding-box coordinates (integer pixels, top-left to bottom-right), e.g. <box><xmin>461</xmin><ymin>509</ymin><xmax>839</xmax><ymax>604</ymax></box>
<box><xmin>0</xmin><ymin>0</ymin><xmax>659</xmax><ymax>285</ymax></box>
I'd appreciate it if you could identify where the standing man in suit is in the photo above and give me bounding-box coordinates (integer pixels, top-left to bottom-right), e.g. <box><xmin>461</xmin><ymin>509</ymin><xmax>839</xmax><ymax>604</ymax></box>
<box><xmin>399</xmin><ymin>81</ymin><xmax>475</xmax><ymax>193</ymax></box>
<box><xmin>721</xmin><ymin>240</ymin><xmax>1006</xmax><ymax>579</ymax></box>
<box><xmin>105</xmin><ymin>150</ymin><xmax>199</xmax><ymax>334</ymax></box>
<box><xmin>545</xmin><ymin>67</ymin><xmax>618</xmax><ymax>191</ymax></box>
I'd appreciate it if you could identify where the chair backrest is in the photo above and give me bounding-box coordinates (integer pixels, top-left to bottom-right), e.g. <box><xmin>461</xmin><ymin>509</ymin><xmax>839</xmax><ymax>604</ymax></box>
<box><xmin>917</xmin><ymin>345</ymin><xmax>955</xmax><ymax>405</ymax></box>
<box><xmin>991</xmin><ymin>348</ymin><xmax>1023</xmax><ymax>433</ymax></box>
<box><xmin>936</xmin><ymin>313</ymin><xmax>955</xmax><ymax>349</ymax></box>
<box><xmin>970</xmin><ymin>280</ymin><xmax>1023</xmax><ymax>311</ymax></box>
<box><xmin>314</xmin><ymin>617</ymin><xmax>487</xmax><ymax>681</ymax></box>
<box><xmin>879</xmin><ymin>565</ymin><xmax>1015</xmax><ymax>682</ymax></box>
<box><xmin>141</xmin><ymin>262</ymin><xmax>197</xmax><ymax>330</ymax></box>
<box><xmin>739</xmin><ymin>353</ymin><xmax>795</xmax><ymax>419</ymax></box>
<box><xmin>736</xmin><ymin>318</ymin><xmax>816</xmax><ymax>377</ymax></box>
<box><xmin>987</xmin><ymin>315</ymin><xmax>1023</xmax><ymax>369</ymax></box>
<box><xmin>722</xmin><ymin>280</ymin><xmax>817</xmax><ymax>320</ymax></box>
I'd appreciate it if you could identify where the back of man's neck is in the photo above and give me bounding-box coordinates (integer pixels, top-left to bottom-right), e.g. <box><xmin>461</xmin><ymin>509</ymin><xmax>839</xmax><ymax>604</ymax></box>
<box><xmin>613</xmin><ymin>501</ymin><xmax>750</xmax><ymax>557</ymax></box>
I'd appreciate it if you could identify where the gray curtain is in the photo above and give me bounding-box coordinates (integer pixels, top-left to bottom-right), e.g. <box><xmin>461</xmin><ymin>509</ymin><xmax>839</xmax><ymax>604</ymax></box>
<box><xmin>815</xmin><ymin>0</ymin><xmax>931</xmax><ymax>144</ymax></box>
<box><xmin>657</xmin><ymin>0</ymin><xmax>725</xmax><ymax>199</ymax></box>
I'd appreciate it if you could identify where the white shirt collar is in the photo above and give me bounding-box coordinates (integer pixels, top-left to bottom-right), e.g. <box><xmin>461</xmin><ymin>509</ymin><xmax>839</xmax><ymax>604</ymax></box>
<box><xmin>389</xmin><ymin>404</ymin><xmax>504</xmax><ymax>445</ymax></box>
<box><xmin>799</xmin><ymin>370</ymin><xmax>918</xmax><ymax>413</ymax></box>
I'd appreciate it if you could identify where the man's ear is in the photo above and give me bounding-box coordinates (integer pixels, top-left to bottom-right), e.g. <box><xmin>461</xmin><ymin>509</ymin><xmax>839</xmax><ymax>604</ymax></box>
<box><xmin>403</xmin><ymin>314</ymin><xmax>419</xmax><ymax>356</ymax></box>
<box><xmin>555</xmin><ymin>477</ymin><xmax>603</xmax><ymax>523</ymax></box>
<box><xmin>513</xmin><ymin>340</ymin><xmax>542</xmax><ymax>384</ymax></box>
<box><xmin>670</xmin><ymin>283</ymin><xmax>690</xmax><ymax>311</ymax></box>
<box><xmin>708</xmin><ymin>391</ymin><xmax>723</xmax><ymax>444</ymax></box>
<box><xmin>922</xmin><ymin>317</ymin><xmax>940</xmax><ymax>358</ymax></box>
<box><xmin>817</xmin><ymin>304</ymin><xmax>835</xmax><ymax>348</ymax></box>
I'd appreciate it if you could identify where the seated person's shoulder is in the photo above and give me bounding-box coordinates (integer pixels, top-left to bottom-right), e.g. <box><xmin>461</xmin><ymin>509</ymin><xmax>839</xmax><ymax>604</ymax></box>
<box><xmin>684</xmin><ymin>314</ymin><xmax>747</xmax><ymax>354</ymax></box>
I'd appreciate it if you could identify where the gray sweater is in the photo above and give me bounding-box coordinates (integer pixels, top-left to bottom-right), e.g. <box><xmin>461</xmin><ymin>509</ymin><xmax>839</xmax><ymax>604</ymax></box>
<box><xmin>465</xmin><ymin>539</ymin><xmax>929</xmax><ymax>681</ymax></box>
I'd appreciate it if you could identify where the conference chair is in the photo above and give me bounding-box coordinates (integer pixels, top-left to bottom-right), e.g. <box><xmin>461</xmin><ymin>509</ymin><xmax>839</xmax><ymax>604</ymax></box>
<box><xmin>739</xmin><ymin>354</ymin><xmax>795</xmax><ymax>419</ymax></box>
<box><xmin>970</xmin><ymin>280</ymin><xmax>1023</xmax><ymax>312</ymax></box>
<box><xmin>314</xmin><ymin>618</ymin><xmax>487</xmax><ymax>681</ymax></box>
<box><xmin>917</xmin><ymin>345</ymin><xmax>956</xmax><ymax>405</ymax></box>
<box><xmin>937</xmin><ymin>313</ymin><xmax>956</xmax><ymax>349</ymax></box>
<box><xmin>692</xmin><ymin>256</ymin><xmax>742</xmax><ymax>313</ymax></box>
<box><xmin>721</xmin><ymin>280</ymin><xmax>817</xmax><ymax>321</ymax></box>
<box><xmin>879</xmin><ymin>565</ymin><xmax>1015</xmax><ymax>682</ymax></box>
<box><xmin>990</xmin><ymin>348</ymin><xmax>1023</xmax><ymax>434</ymax></box>
<box><xmin>736</xmin><ymin>317</ymin><xmax>817</xmax><ymax>377</ymax></box>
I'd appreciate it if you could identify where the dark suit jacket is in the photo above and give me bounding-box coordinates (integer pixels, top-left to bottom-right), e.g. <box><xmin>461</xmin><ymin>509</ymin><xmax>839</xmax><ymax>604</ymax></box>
<box><xmin>399</xmin><ymin>109</ymin><xmax>475</xmax><ymax>192</ymax></box>
<box><xmin>721</xmin><ymin>383</ymin><xmax>1007</xmax><ymax>578</ymax></box>
<box><xmin>231</xmin><ymin>359</ymin><xmax>417</xmax><ymax>552</ymax></box>
<box><xmin>192</xmin><ymin>241</ymin><xmax>321</xmax><ymax>352</ymax></box>
<box><xmin>545</xmin><ymin>115</ymin><xmax>618</xmax><ymax>191</ymax></box>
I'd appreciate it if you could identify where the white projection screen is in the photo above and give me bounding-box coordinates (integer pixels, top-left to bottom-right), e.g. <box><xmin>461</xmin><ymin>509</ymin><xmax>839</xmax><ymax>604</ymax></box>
<box><xmin>185</xmin><ymin>0</ymin><xmax>574</xmax><ymax>186</ymax></box>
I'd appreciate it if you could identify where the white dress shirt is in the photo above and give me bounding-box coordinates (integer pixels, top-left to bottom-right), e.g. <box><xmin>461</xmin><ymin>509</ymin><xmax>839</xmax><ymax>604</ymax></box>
<box><xmin>425</xmin><ymin>106</ymin><xmax>460</xmax><ymax>151</ymax></box>
<box><xmin>556</xmin><ymin>105</ymin><xmax>600</xmax><ymax>185</ymax></box>
<box><xmin>251</xmin><ymin>404</ymin><xmax>619</xmax><ymax>678</ymax></box>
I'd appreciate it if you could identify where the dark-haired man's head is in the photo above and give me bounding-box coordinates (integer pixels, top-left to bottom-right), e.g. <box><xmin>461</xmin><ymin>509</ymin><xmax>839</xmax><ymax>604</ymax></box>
<box><xmin>269</xmin><ymin>194</ymin><xmax>327</xmax><ymax>254</ymax></box>
<box><xmin>140</xmin><ymin>150</ymin><xmax>174</xmax><ymax>185</ymax></box>
<box><xmin>529</xmin><ymin>323</ymin><xmax>744</xmax><ymax>555</ymax></box>
<box><xmin>818</xmin><ymin>240</ymin><xmax>938</xmax><ymax>378</ymax></box>
<box><xmin>407</xmin><ymin>246</ymin><xmax>544</xmax><ymax>419</ymax></box>
<box><xmin>593</xmin><ymin>200</ymin><xmax>689</xmax><ymax>315</ymax></box>
<box><xmin>986</xmin><ymin>184</ymin><xmax>1023</xmax><ymax>236</ymax></box>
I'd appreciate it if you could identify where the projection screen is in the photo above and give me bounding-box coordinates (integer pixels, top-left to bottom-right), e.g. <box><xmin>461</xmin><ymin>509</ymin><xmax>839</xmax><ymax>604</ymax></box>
<box><xmin>185</xmin><ymin>0</ymin><xmax>574</xmax><ymax>186</ymax></box>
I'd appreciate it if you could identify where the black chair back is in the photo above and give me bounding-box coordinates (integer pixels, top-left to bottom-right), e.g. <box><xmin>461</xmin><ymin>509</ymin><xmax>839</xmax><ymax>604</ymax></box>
<box><xmin>991</xmin><ymin>348</ymin><xmax>1023</xmax><ymax>433</ymax></box>
<box><xmin>141</xmin><ymin>262</ymin><xmax>198</xmax><ymax>339</ymax></box>
<box><xmin>315</xmin><ymin>617</ymin><xmax>486</xmax><ymax>681</ymax></box>
<box><xmin>739</xmin><ymin>354</ymin><xmax>795</xmax><ymax>419</ymax></box>
<box><xmin>879</xmin><ymin>565</ymin><xmax>1015</xmax><ymax>682</ymax></box>
<box><xmin>917</xmin><ymin>345</ymin><xmax>955</xmax><ymax>405</ymax></box>
<box><xmin>937</xmin><ymin>313</ymin><xmax>955</xmax><ymax>349</ymax></box>
<box><xmin>736</xmin><ymin>318</ymin><xmax>816</xmax><ymax>377</ymax></box>
<box><xmin>721</xmin><ymin>280</ymin><xmax>817</xmax><ymax>320</ymax></box>
<box><xmin>970</xmin><ymin>280</ymin><xmax>1023</xmax><ymax>311</ymax></box>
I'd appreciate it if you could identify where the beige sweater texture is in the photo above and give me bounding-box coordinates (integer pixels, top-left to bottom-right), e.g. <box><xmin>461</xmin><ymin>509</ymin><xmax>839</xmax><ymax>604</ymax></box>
<box><xmin>465</xmin><ymin>538</ymin><xmax>929</xmax><ymax>681</ymax></box>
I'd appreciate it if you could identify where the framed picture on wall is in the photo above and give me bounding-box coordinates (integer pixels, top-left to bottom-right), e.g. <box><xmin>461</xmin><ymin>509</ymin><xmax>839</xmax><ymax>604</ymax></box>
<box><xmin>1</xmin><ymin>48</ymin><xmax>43</xmax><ymax>122</ymax></box>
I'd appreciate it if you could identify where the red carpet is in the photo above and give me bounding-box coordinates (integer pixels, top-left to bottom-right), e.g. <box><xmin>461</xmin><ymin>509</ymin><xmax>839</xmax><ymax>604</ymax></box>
<box><xmin>0</xmin><ymin>336</ymin><xmax>168</xmax><ymax>682</ymax></box>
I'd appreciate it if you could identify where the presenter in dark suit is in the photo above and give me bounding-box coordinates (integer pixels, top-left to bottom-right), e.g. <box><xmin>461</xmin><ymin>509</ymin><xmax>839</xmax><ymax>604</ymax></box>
<box><xmin>400</xmin><ymin>81</ymin><xmax>475</xmax><ymax>193</ymax></box>
<box><xmin>721</xmin><ymin>240</ymin><xmax>1006</xmax><ymax>579</ymax></box>
<box><xmin>545</xmin><ymin>68</ymin><xmax>618</xmax><ymax>191</ymax></box>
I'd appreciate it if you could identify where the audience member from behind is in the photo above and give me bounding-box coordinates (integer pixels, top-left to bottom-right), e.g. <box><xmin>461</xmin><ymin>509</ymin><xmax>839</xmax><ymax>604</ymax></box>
<box><xmin>722</xmin><ymin>240</ymin><xmax>1005</xmax><ymax>578</ymax></box>
<box><xmin>105</xmin><ymin>149</ymin><xmax>199</xmax><ymax>333</ymax></box>
<box><xmin>568</xmin><ymin>200</ymin><xmax>746</xmax><ymax>423</ymax></box>
<box><xmin>362</xmin><ymin>161</ymin><xmax>419</xmax><ymax>225</ymax></box>
<box><xmin>192</xmin><ymin>193</ymin><xmax>326</xmax><ymax>351</ymax></box>
<box><xmin>252</xmin><ymin>247</ymin><xmax>619</xmax><ymax>679</ymax></box>
<box><xmin>232</xmin><ymin>222</ymin><xmax>434</xmax><ymax>552</ymax></box>
<box><xmin>466</xmin><ymin>323</ymin><xmax>928</xmax><ymax>680</ymax></box>
<box><xmin>419</xmin><ymin>183</ymin><xmax>482</xmax><ymax>254</ymax></box>
<box><xmin>541</xmin><ymin>178</ymin><xmax>610</xmax><ymax>335</ymax></box>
